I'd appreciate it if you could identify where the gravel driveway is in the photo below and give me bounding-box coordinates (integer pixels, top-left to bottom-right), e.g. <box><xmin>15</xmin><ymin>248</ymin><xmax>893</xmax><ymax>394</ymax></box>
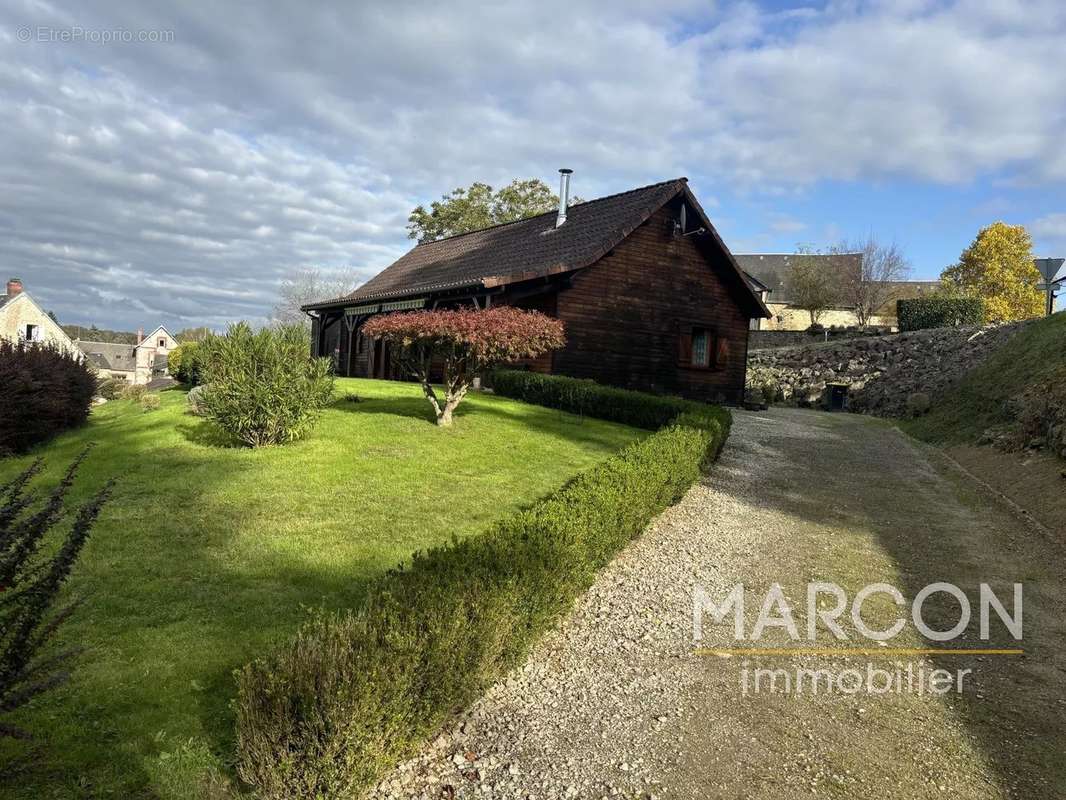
<box><xmin>372</xmin><ymin>408</ymin><xmax>1066</xmax><ymax>799</ymax></box>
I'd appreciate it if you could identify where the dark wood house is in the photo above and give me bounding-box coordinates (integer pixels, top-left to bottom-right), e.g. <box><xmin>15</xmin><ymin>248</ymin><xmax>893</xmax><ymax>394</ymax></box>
<box><xmin>303</xmin><ymin>176</ymin><xmax>770</xmax><ymax>402</ymax></box>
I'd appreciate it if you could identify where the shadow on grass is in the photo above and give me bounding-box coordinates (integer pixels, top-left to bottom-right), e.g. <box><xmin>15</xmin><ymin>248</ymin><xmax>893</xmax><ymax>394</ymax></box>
<box><xmin>0</xmin><ymin>413</ymin><xmax>382</xmax><ymax>799</ymax></box>
<box><xmin>716</xmin><ymin>408</ymin><xmax>1066</xmax><ymax>796</ymax></box>
<box><xmin>332</xmin><ymin>389</ymin><xmax>641</xmax><ymax>454</ymax></box>
<box><xmin>177</xmin><ymin>418</ymin><xmax>242</xmax><ymax>448</ymax></box>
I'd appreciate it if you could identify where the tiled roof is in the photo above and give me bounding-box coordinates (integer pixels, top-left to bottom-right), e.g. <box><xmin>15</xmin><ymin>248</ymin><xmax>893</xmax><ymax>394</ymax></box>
<box><xmin>76</xmin><ymin>340</ymin><xmax>136</xmax><ymax>372</ymax></box>
<box><xmin>304</xmin><ymin>178</ymin><xmax>767</xmax><ymax>318</ymax></box>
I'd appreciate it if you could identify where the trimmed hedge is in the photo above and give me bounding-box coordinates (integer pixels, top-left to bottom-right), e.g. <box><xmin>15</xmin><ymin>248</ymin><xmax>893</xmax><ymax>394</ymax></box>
<box><xmin>897</xmin><ymin>296</ymin><xmax>984</xmax><ymax>331</ymax></box>
<box><xmin>0</xmin><ymin>340</ymin><xmax>96</xmax><ymax>455</ymax></box>
<box><xmin>235</xmin><ymin>375</ymin><xmax>730</xmax><ymax>799</ymax></box>
<box><xmin>492</xmin><ymin>369</ymin><xmax>707</xmax><ymax>430</ymax></box>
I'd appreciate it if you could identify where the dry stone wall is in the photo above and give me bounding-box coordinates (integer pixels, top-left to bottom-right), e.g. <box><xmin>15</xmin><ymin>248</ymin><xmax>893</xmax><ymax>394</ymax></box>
<box><xmin>746</xmin><ymin>322</ymin><xmax>1031</xmax><ymax>418</ymax></box>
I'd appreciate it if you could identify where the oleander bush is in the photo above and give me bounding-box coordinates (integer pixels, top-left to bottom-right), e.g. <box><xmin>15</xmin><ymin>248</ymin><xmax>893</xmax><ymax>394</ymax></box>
<box><xmin>235</xmin><ymin>376</ymin><xmax>729</xmax><ymax>799</ymax></box>
<box><xmin>897</xmin><ymin>296</ymin><xmax>985</xmax><ymax>331</ymax></box>
<box><xmin>0</xmin><ymin>340</ymin><xmax>96</xmax><ymax>456</ymax></box>
<box><xmin>198</xmin><ymin>323</ymin><xmax>334</xmax><ymax>447</ymax></box>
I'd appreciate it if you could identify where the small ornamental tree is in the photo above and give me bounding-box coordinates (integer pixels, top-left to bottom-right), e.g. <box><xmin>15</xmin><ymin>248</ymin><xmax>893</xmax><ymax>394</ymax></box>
<box><xmin>361</xmin><ymin>307</ymin><xmax>565</xmax><ymax>426</ymax></box>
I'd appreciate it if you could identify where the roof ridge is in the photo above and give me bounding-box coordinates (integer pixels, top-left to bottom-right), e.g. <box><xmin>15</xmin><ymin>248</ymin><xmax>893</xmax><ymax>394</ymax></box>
<box><xmin>415</xmin><ymin>177</ymin><xmax>688</xmax><ymax>246</ymax></box>
<box><xmin>76</xmin><ymin>339</ymin><xmax>136</xmax><ymax>347</ymax></box>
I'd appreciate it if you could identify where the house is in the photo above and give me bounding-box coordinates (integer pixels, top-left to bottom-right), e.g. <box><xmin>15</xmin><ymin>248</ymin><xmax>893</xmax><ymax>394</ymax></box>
<box><xmin>303</xmin><ymin>174</ymin><xmax>771</xmax><ymax>403</ymax></box>
<box><xmin>0</xmin><ymin>278</ymin><xmax>80</xmax><ymax>355</ymax></box>
<box><xmin>737</xmin><ymin>254</ymin><xmax>941</xmax><ymax>330</ymax></box>
<box><xmin>77</xmin><ymin>325</ymin><xmax>178</xmax><ymax>385</ymax></box>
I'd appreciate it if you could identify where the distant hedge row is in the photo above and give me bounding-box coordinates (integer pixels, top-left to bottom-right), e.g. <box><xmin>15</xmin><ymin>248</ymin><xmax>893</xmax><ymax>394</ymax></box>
<box><xmin>0</xmin><ymin>341</ymin><xmax>96</xmax><ymax>455</ymax></box>
<box><xmin>235</xmin><ymin>373</ymin><xmax>731</xmax><ymax>799</ymax></box>
<box><xmin>897</xmin><ymin>296</ymin><xmax>984</xmax><ymax>331</ymax></box>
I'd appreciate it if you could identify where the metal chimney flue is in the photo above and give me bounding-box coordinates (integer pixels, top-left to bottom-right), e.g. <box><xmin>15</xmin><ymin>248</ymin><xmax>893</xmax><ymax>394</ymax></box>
<box><xmin>556</xmin><ymin>168</ymin><xmax>573</xmax><ymax>228</ymax></box>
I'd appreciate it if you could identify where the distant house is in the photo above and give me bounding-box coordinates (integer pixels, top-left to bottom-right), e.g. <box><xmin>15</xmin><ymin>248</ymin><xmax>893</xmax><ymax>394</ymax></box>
<box><xmin>303</xmin><ymin>175</ymin><xmax>771</xmax><ymax>402</ymax></box>
<box><xmin>737</xmin><ymin>254</ymin><xmax>940</xmax><ymax>330</ymax></box>
<box><xmin>0</xmin><ymin>278</ymin><xmax>80</xmax><ymax>355</ymax></box>
<box><xmin>77</xmin><ymin>325</ymin><xmax>178</xmax><ymax>385</ymax></box>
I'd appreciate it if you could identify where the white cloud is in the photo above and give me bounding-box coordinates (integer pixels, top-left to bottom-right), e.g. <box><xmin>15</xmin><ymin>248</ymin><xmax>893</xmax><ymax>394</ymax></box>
<box><xmin>0</xmin><ymin>0</ymin><xmax>1064</xmax><ymax>328</ymax></box>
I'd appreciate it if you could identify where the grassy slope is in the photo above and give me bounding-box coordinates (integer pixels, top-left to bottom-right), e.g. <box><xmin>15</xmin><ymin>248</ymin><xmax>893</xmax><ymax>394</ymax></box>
<box><xmin>902</xmin><ymin>312</ymin><xmax>1066</xmax><ymax>443</ymax></box>
<box><xmin>0</xmin><ymin>379</ymin><xmax>643</xmax><ymax>799</ymax></box>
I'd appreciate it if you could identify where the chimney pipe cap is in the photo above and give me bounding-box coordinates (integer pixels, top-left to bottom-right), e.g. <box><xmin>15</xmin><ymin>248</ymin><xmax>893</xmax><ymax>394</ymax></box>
<box><xmin>558</xmin><ymin>168</ymin><xmax>573</xmax><ymax>174</ymax></box>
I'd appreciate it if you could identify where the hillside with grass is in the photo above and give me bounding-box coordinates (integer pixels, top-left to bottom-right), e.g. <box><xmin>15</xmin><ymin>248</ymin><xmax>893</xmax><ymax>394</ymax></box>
<box><xmin>904</xmin><ymin>312</ymin><xmax>1066</xmax><ymax>444</ymax></box>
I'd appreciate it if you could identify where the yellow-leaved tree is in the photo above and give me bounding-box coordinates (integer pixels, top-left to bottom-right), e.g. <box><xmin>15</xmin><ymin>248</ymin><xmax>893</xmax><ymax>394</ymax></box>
<box><xmin>940</xmin><ymin>222</ymin><xmax>1044</xmax><ymax>322</ymax></box>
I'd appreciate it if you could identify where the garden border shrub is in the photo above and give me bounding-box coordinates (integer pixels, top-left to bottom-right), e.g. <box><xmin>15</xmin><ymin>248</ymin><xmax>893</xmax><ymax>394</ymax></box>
<box><xmin>897</xmin><ymin>296</ymin><xmax>984</xmax><ymax>331</ymax></box>
<box><xmin>491</xmin><ymin>369</ymin><xmax>709</xmax><ymax>430</ymax></box>
<box><xmin>235</xmin><ymin>374</ymin><xmax>731</xmax><ymax>799</ymax></box>
<box><xmin>0</xmin><ymin>340</ymin><xmax>96</xmax><ymax>455</ymax></box>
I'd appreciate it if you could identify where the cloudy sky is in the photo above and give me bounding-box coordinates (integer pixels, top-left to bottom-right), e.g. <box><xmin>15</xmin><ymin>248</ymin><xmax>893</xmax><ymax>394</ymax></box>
<box><xmin>2</xmin><ymin>0</ymin><xmax>1065</xmax><ymax>330</ymax></box>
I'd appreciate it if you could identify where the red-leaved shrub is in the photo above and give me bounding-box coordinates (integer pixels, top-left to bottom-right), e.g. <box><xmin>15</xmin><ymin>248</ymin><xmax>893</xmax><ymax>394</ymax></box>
<box><xmin>0</xmin><ymin>340</ymin><xmax>96</xmax><ymax>455</ymax></box>
<box><xmin>362</xmin><ymin>307</ymin><xmax>565</xmax><ymax>425</ymax></box>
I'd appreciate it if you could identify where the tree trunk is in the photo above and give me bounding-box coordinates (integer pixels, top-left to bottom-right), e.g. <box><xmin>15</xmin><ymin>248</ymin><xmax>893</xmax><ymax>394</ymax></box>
<box><xmin>436</xmin><ymin>386</ymin><xmax>467</xmax><ymax>426</ymax></box>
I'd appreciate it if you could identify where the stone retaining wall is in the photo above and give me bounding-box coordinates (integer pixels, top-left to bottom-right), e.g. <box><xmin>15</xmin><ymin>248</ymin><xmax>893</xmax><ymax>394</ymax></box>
<box><xmin>746</xmin><ymin>322</ymin><xmax>1031</xmax><ymax>417</ymax></box>
<box><xmin>749</xmin><ymin>327</ymin><xmax>892</xmax><ymax>351</ymax></box>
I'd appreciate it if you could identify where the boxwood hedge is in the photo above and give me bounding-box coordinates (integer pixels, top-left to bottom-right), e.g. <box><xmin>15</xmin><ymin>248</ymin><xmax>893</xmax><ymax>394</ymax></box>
<box><xmin>235</xmin><ymin>374</ymin><xmax>730</xmax><ymax>799</ymax></box>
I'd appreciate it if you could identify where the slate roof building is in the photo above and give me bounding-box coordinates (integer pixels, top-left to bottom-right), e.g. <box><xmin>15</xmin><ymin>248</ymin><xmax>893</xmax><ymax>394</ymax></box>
<box><xmin>77</xmin><ymin>325</ymin><xmax>178</xmax><ymax>385</ymax></box>
<box><xmin>736</xmin><ymin>254</ymin><xmax>941</xmax><ymax>330</ymax></box>
<box><xmin>304</xmin><ymin>174</ymin><xmax>771</xmax><ymax>402</ymax></box>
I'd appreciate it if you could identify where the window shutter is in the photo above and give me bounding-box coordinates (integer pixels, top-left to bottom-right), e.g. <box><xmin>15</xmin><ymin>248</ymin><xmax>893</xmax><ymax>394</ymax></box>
<box><xmin>716</xmin><ymin>336</ymin><xmax>730</xmax><ymax>368</ymax></box>
<box><xmin>678</xmin><ymin>328</ymin><xmax>692</xmax><ymax>365</ymax></box>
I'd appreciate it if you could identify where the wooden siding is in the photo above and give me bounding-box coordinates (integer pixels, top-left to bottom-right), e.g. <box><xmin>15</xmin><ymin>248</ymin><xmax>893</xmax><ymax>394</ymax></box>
<box><xmin>312</xmin><ymin>204</ymin><xmax>754</xmax><ymax>401</ymax></box>
<box><xmin>552</xmin><ymin>205</ymin><xmax>751</xmax><ymax>402</ymax></box>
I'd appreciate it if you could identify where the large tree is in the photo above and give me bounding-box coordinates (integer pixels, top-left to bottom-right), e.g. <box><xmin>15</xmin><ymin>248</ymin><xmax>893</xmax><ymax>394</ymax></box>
<box><xmin>941</xmin><ymin>222</ymin><xmax>1044</xmax><ymax>322</ymax></box>
<box><xmin>787</xmin><ymin>248</ymin><xmax>841</xmax><ymax>326</ymax></box>
<box><xmin>361</xmin><ymin>307</ymin><xmax>565</xmax><ymax>426</ymax></box>
<box><xmin>407</xmin><ymin>178</ymin><xmax>581</xmax><ymax>242</ymax></box>
<box><xmin>272</xmin><ymin>268</ymin><xmax>358</xmax><ymax>328</ymax></box>
<box><xmin>833</xmin><ymin>237</ymin><xmax>911</xmax><ymax>327</ymax></box>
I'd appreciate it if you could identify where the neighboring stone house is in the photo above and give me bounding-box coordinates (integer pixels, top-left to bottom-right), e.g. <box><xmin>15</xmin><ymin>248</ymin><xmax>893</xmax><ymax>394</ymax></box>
<box><xmin>737</xmin><ymin>254</ymin><xmax>940</xmax><ymax>331</ymax></box>
<box><xmin>77</xmin><ymin>325</ymin><xmax>178</xmax><ymax>385</ymax></box>
<box><xmin>0</xmin><ymin>278</ymin><xmax>80</xmax><ymax>355</ymax></box>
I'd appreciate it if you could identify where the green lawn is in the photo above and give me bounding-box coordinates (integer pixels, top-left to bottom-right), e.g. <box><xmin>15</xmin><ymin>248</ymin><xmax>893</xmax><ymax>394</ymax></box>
<box><xmin>0</xmin><ymin>378</ymin><xmax>643</xmax><ymax>799</ymax></box>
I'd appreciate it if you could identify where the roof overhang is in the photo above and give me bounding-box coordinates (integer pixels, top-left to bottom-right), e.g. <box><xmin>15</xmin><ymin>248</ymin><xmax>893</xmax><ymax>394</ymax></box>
<box><xmin>677</xmin><ymin>184</ymin><xmax>772</xmax><ymax>319</ymax></box>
